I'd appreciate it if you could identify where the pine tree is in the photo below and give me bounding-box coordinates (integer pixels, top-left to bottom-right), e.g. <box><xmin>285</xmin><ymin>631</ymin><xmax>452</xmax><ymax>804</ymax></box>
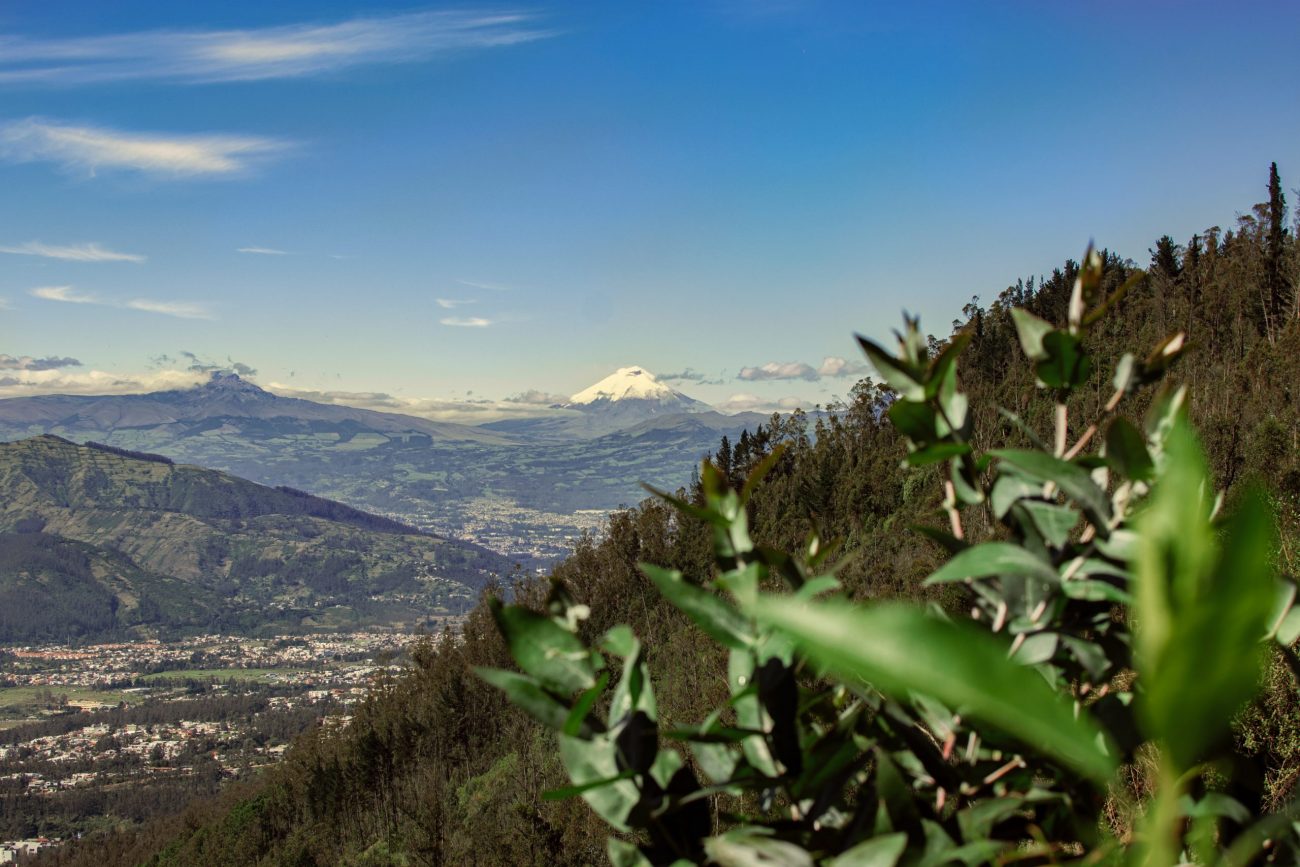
<box><xmin>1266</xmin><ymin>162</ymin><xmax>1290</xmax><ymax>323</ymax></box>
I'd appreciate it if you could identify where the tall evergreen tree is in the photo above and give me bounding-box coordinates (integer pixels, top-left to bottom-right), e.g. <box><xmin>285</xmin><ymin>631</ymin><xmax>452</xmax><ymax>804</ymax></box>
<box><xmin>1266</xmin><ymin>162</ymin><xmax>1290</xmax><ymax>323</ymax></box>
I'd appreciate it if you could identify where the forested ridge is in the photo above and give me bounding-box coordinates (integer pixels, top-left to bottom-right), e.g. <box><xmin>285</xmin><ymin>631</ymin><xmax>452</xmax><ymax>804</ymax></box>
<box><xmin>36</xmin><ymin>166</ymin><xmax>1300</xmax><ymax>866</ymax></box>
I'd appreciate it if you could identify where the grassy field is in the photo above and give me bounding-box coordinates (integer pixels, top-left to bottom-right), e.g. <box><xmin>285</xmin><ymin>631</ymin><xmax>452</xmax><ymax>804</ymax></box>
<box><xmin>138</xmin><ymin>668</ymin><xmax>312</xmax><ymax>683</ymax></box>
<box><xmin>0</xmin><ymin>685</ymin><xmax>140</xmax><ymax>715</ymax></box>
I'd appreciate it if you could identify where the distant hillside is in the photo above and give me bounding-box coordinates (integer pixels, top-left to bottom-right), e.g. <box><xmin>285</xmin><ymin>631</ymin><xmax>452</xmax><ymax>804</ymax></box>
<box><xmin>0</xmin><ymin>372</ymin><xmax>513</xmax><ymax>445</ymax></box>
<box><xmin>0</xmin><ymin>436</ymin><xmax>508</xmax><ymax>642</ymax></box>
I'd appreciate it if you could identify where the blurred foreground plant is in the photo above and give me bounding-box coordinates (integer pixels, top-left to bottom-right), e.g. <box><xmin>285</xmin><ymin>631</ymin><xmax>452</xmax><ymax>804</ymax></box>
<box><xmin>481</xmin><ymin>246</ymin><xmax>1300</xmax><ymax>865</ymax></box>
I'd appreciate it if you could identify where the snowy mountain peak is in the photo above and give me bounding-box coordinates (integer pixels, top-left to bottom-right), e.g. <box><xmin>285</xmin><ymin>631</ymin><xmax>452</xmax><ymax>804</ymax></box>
<box><xmin>569</xmin><ymin>366</ymin><xmax>679</xmax><ymax>405</ymax></box>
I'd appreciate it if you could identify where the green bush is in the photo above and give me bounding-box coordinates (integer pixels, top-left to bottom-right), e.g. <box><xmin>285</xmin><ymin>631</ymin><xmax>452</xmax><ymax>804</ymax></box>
<box><xmin>483</xmin><ymin>248</ymin><xmax>1300</xmax><ymax>865</ymax></box>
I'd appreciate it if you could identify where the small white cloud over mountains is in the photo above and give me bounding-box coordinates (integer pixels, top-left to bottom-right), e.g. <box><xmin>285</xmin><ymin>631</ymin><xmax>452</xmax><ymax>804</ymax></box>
<box><xmin>440</xmin><ymin>316</ymin><xmax>492</xmax><ymax>327</ymax></box>
<box><xmin>717</xmin><ymin>393</ymin><xmax>809</xmax><ymax>413</ymax></box>
<box><xmin>738</xmin><ymin>361</ymin><xmax>819</xmax><ymax>382</ymax></box>
<box><xmin>0</xmin><ymin>240</ymin><xmax>145</xmax><ymax>262</ymax></box>
<box><xmin>0</xmin><ymin>118</ymin><xmax>289</xmax><ymax>178</ymax></box>
<box><xmin>237</xmin><ymin>246</ymin><xmax>289</xmax><ymax>255</ymax></box>
<box><xmin>0</xmin><ymin>367</ymin><xmax>206</xmax><ymax>398</ymax></box>
<box><xmin>818</xmin><ymin>356</ymin><xmax>870</xmax><ymax>378</ymax></box>
<box><xmin>0</xmin><ymin>354</ymin><xmax>81</xmax><ymax>371</ymax></box>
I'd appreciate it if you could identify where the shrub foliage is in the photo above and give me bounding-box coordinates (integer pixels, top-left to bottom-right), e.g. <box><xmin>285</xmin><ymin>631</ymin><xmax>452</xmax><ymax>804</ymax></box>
<box><xmin>484</xmin><ymin>247</ymin><xmax>1300</xmax><ymax>865</ymax></box>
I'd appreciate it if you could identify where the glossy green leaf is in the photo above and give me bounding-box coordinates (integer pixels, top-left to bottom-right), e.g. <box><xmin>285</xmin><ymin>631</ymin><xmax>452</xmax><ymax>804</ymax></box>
<box><xmin>559</xmin><ymin>733</ymin><xmax>640</xmax><ymax>831</ymax></box>
<box><xmin>1020</xmin><ymin>500</ymin><xmax>1079</xmax><ymax>547</ymax></box>
<box><xmin>750</xmin><ymin>598</ymin><xmax>1116</xmax><ymax>783</ymax></box>
<box><xmin>991</xmin><ymin>449</ymin><xmax>1113</xmax><ymax>530</ymax></box>
<box><xmin>1136</xmin><ymin>422</ymin><xmax>1277</xmax><ymax>771</ymax></box>
<box><xmin>489</xmin><ymin>598</ymin><xmax>595</xmax><ymax>694</ymax></box>
<box><xmin>642</xmin><ymin>563</ymin><xmax>751</xmax><ymax>650</ymax></box>
<box><xmin>905</xmin><ymin>441</ymin><xmax>971</xmax><ymax>467</ymax></box>
<box><xmin>857</xmin><ymin>335</ymin><xmax>924</xmax><ymax>400</ymax></box>
<box><xmin>1010</xmin><ymin>308</ymin><xmax>1054</xmax><ymax>362</ymax></box>
<box><xmin>705</xmin><ymin>827</ymin><xmax>815</xmax><ymax>867</ymax></box>
<box><xmin>1104</xmin><ymin>417</ymin><xmax>1154</xmax><ymax>482</ymax></box>
<box><xmin>607</xmin><ymin>838</ymin><xmax>653</xmax><ymax>867</ymax></box>
<box><xmin>476</xmin><ymin>668</ymin><xmax>577</xmax><ymax>734</ymax></box>
<box><xmin>827</xmin><ymin>832</ymin><xmax>908</xmax><ymax>867</ymax></box>
<box><xmin>1035</xmin><ymin>330</ymin><xmax>1092</xmax><ymax>390</ymax></box>
<box><xmin>924</xmin><ymin>542</ymin><xmax>1058</xmax><ymax>586</ymax></box>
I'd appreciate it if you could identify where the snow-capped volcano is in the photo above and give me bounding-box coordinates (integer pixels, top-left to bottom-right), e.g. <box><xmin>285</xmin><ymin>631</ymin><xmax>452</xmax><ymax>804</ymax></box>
<box><xmin>566</xmin><ymin>366</ymin><xmax>709</xmax><ymax>413</ymax></box>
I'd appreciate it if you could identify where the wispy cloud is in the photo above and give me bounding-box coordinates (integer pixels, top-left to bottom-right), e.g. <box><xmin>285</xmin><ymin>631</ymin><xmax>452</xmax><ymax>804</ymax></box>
<box><xmin>436</xmin><ymin>298</ymin><xmax>475</xmax><ymax>309</ymax></box>
<box><xmin>236</xmin><ymin>246</ymin><xmax>289</xmax><ymax>255</ymax></box>
<box><xmin>0</xmin><ymin>118</ymin><xmax>289</xmax><ymax>178</ymax></box>
<box><xmin>30</xmin><ymin>285</ymin><xmax>98</xmax><ymax>304</ymax></box>
<box><xmin>0</xmin><ymin>354</ymin><xmax>81</xmax><ymax>371</ymax></box>
<box><xmin>179</xmin><ymin>351</ymin><xmax>256</xmax><ymax>376</ymax></box>
<box><xmin>125</xmin><ymin>299</ymin><xmax>214</xmax><ymax>319</ymax></box>
<box><xmin>0</xmin><ymin>240</ymin><xmax>145</xmax><ymax>262</ymax></box>
<box><xmin>457</xmin><ymin>279</ymin><xmax>513</xmax><ymax>292</ymax></box>
<box><xmin>0</xmin><ymin>11</ymin><xmax>556</xmax><ymax>86</ymax></box>
<box><xmin>440</xmin><ymin>316</ymin><xmax>492</xmax><ymax>327</ymax></box>
<box><xmin>29</xmin><ymin>284</ymin><xmax>214</xmax><ymax>319</ymax></box>
<box><xmin>738</xmin><ymin>361</ymin><xmax>820</xmax><ymax>382</ymax></box>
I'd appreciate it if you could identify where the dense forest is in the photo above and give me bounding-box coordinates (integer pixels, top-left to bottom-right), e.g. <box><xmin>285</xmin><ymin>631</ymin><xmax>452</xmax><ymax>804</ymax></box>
<box><xmin>34</xmin><ymin>165</ymin><xmax>1300</xmax><ymax>865</ymax></box>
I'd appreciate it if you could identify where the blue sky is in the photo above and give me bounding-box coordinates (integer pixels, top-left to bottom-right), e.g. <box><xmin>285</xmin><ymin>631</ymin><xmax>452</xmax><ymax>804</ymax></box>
<box><xmin>0</xmin><ymin>0</ymin><xmax>1297</xmax><ymax>420</ymax></box>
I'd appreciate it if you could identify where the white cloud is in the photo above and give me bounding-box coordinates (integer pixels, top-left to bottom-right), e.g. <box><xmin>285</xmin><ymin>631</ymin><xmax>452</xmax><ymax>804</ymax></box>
<box><xmin>440</xmin><ymin>316</ymin><xmax>492</xmax><ymax>327</ymax></box>
<box><xmin>738</xmin><ymin>361</ymin><xmax>820</xmax><ymax>382</ymax></box>
<box><xmin>29</xmin><ymin>284</ymin><xmax>213</xmax><ymax>319</ymax></box>
<box><xmin>266</xmin><ymin>383</ymin><xmax>574</xmax><ymax>425</ymax></box>
<box><xmin>236</xmin><ymin>246</ymin><xmax>288</xmax><ymax>255</ymax></box>
<box><xmin>0</xmin><ymin>367</ymin><xmax>207</xmax><ymax>398</ymax></box>
<box><xmin>818</xmin><ymin>356</ymin><xmax>871</xmax><ymax>378</ymax></box>
<box><xmin>0</xmin><ymin>12</ymin><xmax>556</xmax><ymax>86</ymax></box>
<box><xmin>457</xmin><ymin>278</ymin><xmax>513</xmax><ymax>292</ymax></box>
<box><xmin>0</xmin><ymin>354</ymin><xmax>81</xmax><ymax>371</ymax></box>
<box><xmin>0</xmin><ymin>240</ymin><xmax>145</xmax><ymax>262</ymax></box>
<box><xmin>717</xmin><ymin>393</ymin><xmax>809</xmax><ymax>414</ymax></box>
<box><xmin>0</xmin><ymin>118</ymin><xmax>289</xmax><ymax>178</ymax></box>
<box><xmin>125</xmin><ymin>299</ymin><xmax>214</xmax><ymax>320</ymax></box>
<box><xmin>436</xmin><ymin>298</ymin><xmax>475</xmax><ymax>309</ymax></box>
<box><xmin>30</xmin><ymin>285</ymin><xmax>98</xmax><ymax>304</ymax></box>
<box><xmin>504</xmin><ymin>389</ymin><xmax>567</xmax><ymax>406</ymax></box>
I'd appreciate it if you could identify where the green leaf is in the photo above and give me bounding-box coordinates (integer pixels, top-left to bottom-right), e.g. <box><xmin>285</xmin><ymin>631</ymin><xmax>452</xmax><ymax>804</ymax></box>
<box><xmin>749</xmin><ymin>598</ymin><xmax>1117</xmax><ymax>783</ymax></box>
<box><xmin>905</xmin><ymin>441</ymin><xmax>971</xmax><ymax>467</ymax></box>
<box><xmin>1035</xmin><ymin>330</ymin><xmax>1093</xmax><ymax>390</ymax></box>
<box><xmin>1010</xmin><ymin>308</ymin><xmax>1054</xmax><ymax>362</ymax></box>
<box><xmin>607</xmin><ymin>838</ymin><xmax>653</xmax><ymax>867</ymax></box>
<box><xmin>887</xmin><ymin>399</ymin><xmax>938</xmax><ymax>444</ymax></box>
<box><xmin>489</xmin><ymin>599</ymin><xmax>595</xmax><ymax>694</ymax></box>
<box><xmin>642</xmin><ymin>564</ymin><xmax>752</xmax><ymax>650</ymax></box>
<box><xmin>1011</xmin><ymin>631</ymin><xmax>1059</xmax><ymax>665</ymax></box>
<box><xmin>705</xmin><ymin>826</ymin><xmax>814</xmax><ymax>867</ymax></box>
<box><xmin>543</xmin><ymin>770</ymin><xmax>636</xmax><ymax>801</ymax></box>
<box><xmin>1136</xmin><ymin>422</ymin><xmax>1277</xmax><ymax>771</ymax></box>
<box><xmin>559</xmin><ymin>733</ymin><xmax>641</xmax><ymax>831</ymax></box>
<box><xmin>1104</xmin><ymin>417</ymin><xmax>1154</xmax><ymax>482</ymax></box>
<box><xmin>827</xmin><ymin>832</ymin><xmax>908</xmax><ymax>867</ymax></box>
<box><xmin>476</xmin><ymin>668</ymin><xmax>581</xmax><ymax>734</ymax></box>
<box><xmin>565</xmin><ymin>673</ymin><xmax>610</xmax><ymax>737</ymax></box>
<box><xmin>857</xmin><ymin>335</ymin><xmax>924</xmax><ymax>401</ymax></box>
<box><xmin>991</xmin><ymin>449</ymin><xmax>1113</xmax><ymax>530</ymax></box>
<box><xmin>924</xmin><ymin>542</ymin><xmax>1058</xmax><ymax>586</ymax></box>
<box><xmin>1020</xmin><ymin>501</ymin><xmax>1080</xmax><ymax>548</ymax></box>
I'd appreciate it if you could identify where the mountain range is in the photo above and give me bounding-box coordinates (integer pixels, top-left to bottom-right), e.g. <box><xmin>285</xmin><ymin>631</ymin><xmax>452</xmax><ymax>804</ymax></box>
<box><xmin>0</xmin><ymin>435</ymin><xmax>508</xmax><ymax>642</ymax></box>
<box><xmin>0</xmin><ymin>368</ymin><xmax>773</xmax><ymax>559</ymax></box>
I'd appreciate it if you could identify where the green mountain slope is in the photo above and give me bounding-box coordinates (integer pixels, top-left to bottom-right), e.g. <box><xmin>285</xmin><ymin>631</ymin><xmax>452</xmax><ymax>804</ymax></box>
<box><xmin>0</xmin><ymin>436</ymin><xmax>507</xmax><ymax>642</ymax></box>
